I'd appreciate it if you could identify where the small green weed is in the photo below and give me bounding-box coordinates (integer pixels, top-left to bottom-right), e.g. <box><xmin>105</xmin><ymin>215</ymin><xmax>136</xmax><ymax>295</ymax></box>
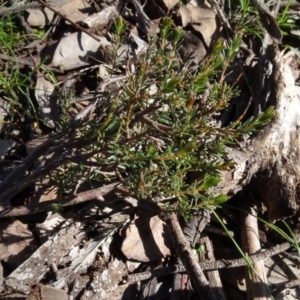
<box><xmin>0</xmin><ymin>16</ymin><xmax>50</xmax><ymax>133</ymax></box>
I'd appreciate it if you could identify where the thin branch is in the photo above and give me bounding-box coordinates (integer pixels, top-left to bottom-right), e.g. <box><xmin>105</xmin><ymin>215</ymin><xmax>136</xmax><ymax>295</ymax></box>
<box><xmin>0</xmin><ymin>153</ymin><xmax>67</xmax><ymax>204</ymax></box>
<box><xmin>125</xmin><ymin>237</ymin><xmax>299</xmax><ymax>283</ymax></box>
<box><xmin>0</xmin><ymin>2</ymin><xmax>41</xmax><ymax>16</ymax></box>
<box><xmin>37</xmin><ymin>0</ymin><xmax>100</xmax><ymax>42</ymax></box>
<box><xmin>0</xmin><ymin>185</ymin><xmax>164</xmax><ymax>218</ymax></box>
<box><xmin>142</xmin><ymin>116</ymin><xmax>172</xmax><ymax>132</ymax></box>
<box><xmin>0</xmin><ymin>182</ymin><xmax>120</xmax><ymax>218</ymax></box>
<box><xmin>162</xmin><ymin>212</ymin><xmax>217</xmax><ymax>300</ymax></box>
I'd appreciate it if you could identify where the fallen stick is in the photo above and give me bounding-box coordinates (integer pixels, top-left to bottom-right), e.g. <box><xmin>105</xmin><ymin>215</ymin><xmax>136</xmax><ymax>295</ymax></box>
<box><xmin>125</xmin><ymin>236</ymin><xmax>300</xmax><ymax>283</ymax></box>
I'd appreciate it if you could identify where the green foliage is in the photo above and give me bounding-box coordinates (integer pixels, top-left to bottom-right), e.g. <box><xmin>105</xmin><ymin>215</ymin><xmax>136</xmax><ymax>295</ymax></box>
<box><xmin>227</xmin><ymin>0</ymin><xmax>264</xmax><ymax>39</ymax></box>
<box><xmin>0</xmin><ymin>15</ymin><xmax>23</xmax><ymax>53</ymax></box>
<box><xmin>277</xmin><ymin>0</ymin><xmax>300</xmax><ymax>42</ymax></box>
<box><xmin>32</xmin><ymin>28</ymin><xmax>46</xmax><ymax>39</ymax></box>
<box><xmin>0</xmin><ymin>16</ymin><xmax>43</xmax><ymax>131</ymax></box>
<box><xmin>52</xmin><ymin>17</ymin><xmax>273</xmax><ymax>217</ymax></box>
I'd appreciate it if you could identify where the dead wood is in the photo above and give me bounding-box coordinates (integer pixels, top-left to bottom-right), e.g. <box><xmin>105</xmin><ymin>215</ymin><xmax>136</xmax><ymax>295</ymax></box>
<box><xmin>125</xmin><ymin>233</ymin><xmax>300</xmax><ymax>283</ymax></box>
<box><xmin>162</xmin><ymin>212</ymin><xmax>217</xmax><ymax>300</ymax></box>
<box><xmin>240</xmin><ymin>199</ymin><xmax>270</xmax><ymax>300</ymax></box>
<box><xmin>0</xmin><ymin>182</ymin><xmax>120</xmax><ymax>217</ymax></box>
<box><xmin>199</xmin><ymin>233</ymin><xmax>227</xmax><ymax>300</ymax></box>
<box><xmin>171</xmin><ymin>209</ymin><xmax>211</xmax><ymax>297</ymax></box>
<box><xmin>0</xmin><ymin>2</ymin><xmax>42</xmax><ymax>17</ymax></box>
<box><xmin>211</xmin><ymin>45</ymin><xmax>300</xmax><ymax>221</ymax></box>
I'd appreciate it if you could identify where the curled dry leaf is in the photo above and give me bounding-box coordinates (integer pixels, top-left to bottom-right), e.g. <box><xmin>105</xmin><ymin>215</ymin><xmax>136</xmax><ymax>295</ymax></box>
<box><xmin>0</xmin><ymin>220</ymin><xmax>36</xmax><ymax>270</ymax></box>
<box><xmin>178</xmin><ymin>5</ymin><xmax>218</xmax><ymax>48</ymax></box>
<box><xmin>50</xmin><ymin>33</ymin><xmax>111</xmax><ymax>70</ymax></box>
<box><xmin>121</xmin><ymin>210</ymin><xmax>173</xmax><ymax>262</ymax></box>
<box><xmin>26</xmin><ymin>0</ymin><xmax>92</xmax><ymax>28</ymax></box>
<box><xmin>179</xmin><ymin>30</ymin><xmax>207</xmax><ymax>64</ymax></box>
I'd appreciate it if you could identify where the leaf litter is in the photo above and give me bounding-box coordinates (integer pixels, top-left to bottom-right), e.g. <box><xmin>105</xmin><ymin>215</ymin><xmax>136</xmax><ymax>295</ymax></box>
<box><xmin>0</xmin><ymin>0</ymin><xmax>299</xmax><ymax>299</ymax></box>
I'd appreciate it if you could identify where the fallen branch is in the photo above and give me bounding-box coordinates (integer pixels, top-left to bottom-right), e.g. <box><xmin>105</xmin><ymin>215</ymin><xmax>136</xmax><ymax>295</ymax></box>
<box><xmin>0</xmin><ymin>2</ymin><xmax>41</xmax><ymax>17</ymax></box>
<box><xmin>162</xmin><ymin>212</ymin><xmax>217</xmax><ymax>300</ymax></box>
<box><xmin>0</xmin><ymin>185</ymin><xmax>163</xmax><ymax>218</ymax></box>
<box><xmin>125</xmin><ymin>236</ymin><xmax>299</xmax><ymax>283</ymax></box>
<box><xmin>0</xmin><ymin>182</ymin><xmax>119</xmax><ymax>217</ymax></box>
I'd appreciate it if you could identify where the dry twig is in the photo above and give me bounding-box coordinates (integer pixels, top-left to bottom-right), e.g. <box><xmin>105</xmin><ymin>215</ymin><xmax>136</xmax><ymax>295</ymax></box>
<box><xmin>162</xmin><ymin>212</ymin><xmax>217</xmax><ymax>300</ymax></box>
<box><xmin>126</xmin><ymin>236</ymin><xmax>300</xmax><ymax>283</ymax></box>
<box><xmin>37</xmin><ymin>0</ymin><xmax>101</xmax><ymax>42</ymax></box>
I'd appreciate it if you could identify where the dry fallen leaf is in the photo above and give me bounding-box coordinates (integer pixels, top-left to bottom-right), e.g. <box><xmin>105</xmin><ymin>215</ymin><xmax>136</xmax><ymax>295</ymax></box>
<box><xmin>179</xmin><ymin>30</ymin><xmax>207</xmax><ymax>64</ymax></box>
<box><xmin>178</xmin><ymin>5</ymin><xmax>218</xmax><ymax>48</ymax></box>
<box><xmin>161</xmin><ymin>0</ymin><xmax>178</xmax><ymax>10</ymax></box>
<box><xmin>26</xmin><ymin>0</ymin><xmax>93</xmax><ymax>28</ymax></box>
<box><xmin>121</xmin><ymin>210</ymin><xmax>173</xmax><ymax>262</ymax></box>
<box><xmin>0</xmin><ymin>220</ymin><xmax>36</xmax><ymax>270</ymax></box>
<box><xmin>50</xmin><ymin>33</ymin><xmax>111</xmax><ymax>70</ymax></box>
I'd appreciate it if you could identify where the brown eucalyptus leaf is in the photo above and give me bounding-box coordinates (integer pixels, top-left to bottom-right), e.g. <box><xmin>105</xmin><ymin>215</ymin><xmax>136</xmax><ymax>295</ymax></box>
<box><xmin>160</xmin><ymin>0</ymin><xmax>178</xmax><ymax>10</ymax></box>
<box><xmin>250</xmin><ymin>0</ymin><xmax>282</xmax><ymax>43</ymax></box>
<box><xmin>178</xmin><ymin>5</ymin><xmax>218</xmax><ymax>48</ymax></box>
<box><xmin>50</xmin><ymin>33</ymin><xmax>111</xmax><ymax>70</ymax></box>
<box><xmin>121</xmin><ymin>210</ymin><xmax>173</xmax><ymax>262</ymax></box>
<box><xmin>26</xmin><ymin>0</ymin><xmax>92</xmax><ymax>28</ymax></box>
<box><xmin>0</xmin><ymin>220</ymin><xmax>36</xmax><ymax>270</ymax></box>
<box><xmin>258</xmin><ymin>12</ymin><xmax>282</xmax><ymax>44</ymax></box>
<box><xmin>179</xmin><ymin>30</ymin><xmax>207</xmax><ymax>64</ymax></box>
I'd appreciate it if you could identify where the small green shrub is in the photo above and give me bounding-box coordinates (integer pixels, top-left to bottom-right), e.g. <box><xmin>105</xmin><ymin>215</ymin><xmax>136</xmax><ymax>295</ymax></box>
<box><xmin>51</xmin><ymin>17</ymin><xmax>274</xmax><ymax>218</ymax></box>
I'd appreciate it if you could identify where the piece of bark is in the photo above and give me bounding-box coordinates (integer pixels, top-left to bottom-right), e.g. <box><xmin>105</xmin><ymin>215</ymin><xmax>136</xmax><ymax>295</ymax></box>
<box><xmin>240</xmin><ymin>199</ymin><xmax>270</xmax><ymax>300</ymax></box>
<box><xmin>26</xmin><ymin>284</ymin><xmax>68</xmax><ymax>300</ymax></box>
<box><xmin>199</xmin><ymin>233</ymin><xmax>227</xmax><ymax>300</ymax></box>
<box><xmin>211</xmin><ymin>45</ymin><xmax>300</xmax><ymax>221</ymax></box>
<box><xmin>183</xmin><ymin>209</ymin><xmax>211</xmax><ymax>247</ymax></box>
